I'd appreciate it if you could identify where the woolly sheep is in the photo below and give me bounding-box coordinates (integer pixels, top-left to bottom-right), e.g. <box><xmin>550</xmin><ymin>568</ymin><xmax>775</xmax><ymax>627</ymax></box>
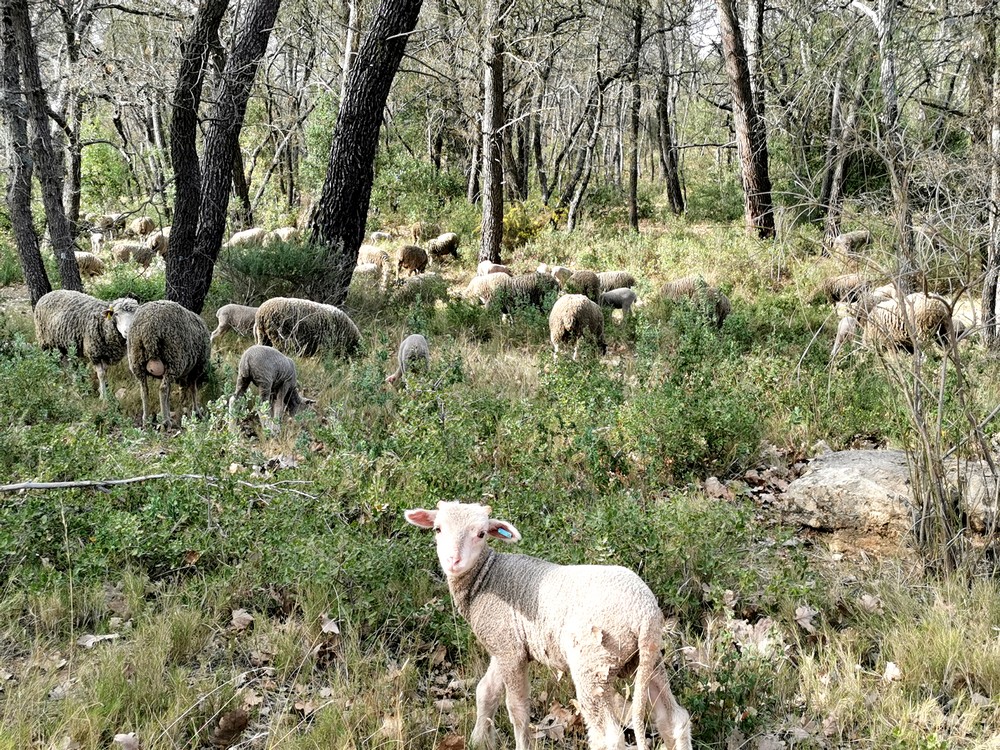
<box><xmin>489</xmin><ymin>272</ymin><xmax>560</xmax><ymax>314</ymax></box>
<box><xmin>393</xmin><ymin>273</ymin><xmax>449</xmax><ymax>306</ymax></box>
<box><xmin>119</xmin><ymin>300</ymin><xmax>212</xmax><ymax>429</ymax></box>
<box><xmin>830</xmin><ymin>315</ymin><xmax>859</xmax><ymax>361</ymax></box>
<box><xmin>386</xmin><ymin>333</ymin><xmax>430</xmax><ymax>386</ymax></box>
<box><xmin>465</xmin><ymin>273</ymin><xmax>510</xmax><ymax>305</ymax></box>
<box><xmin>210</xmin><ymin>303</ymin><xmax>259</xmax><ymax>343</ymax></box>
<box><xmin>830</xmin><ymin>230</ymin><xmax>872</xmax><ymax>255</ymax></box>
<box><xmin>565</xmin><ymin>270</ymin><xmax>601</xmax><ymax>301</ymax></box>
<box><xmin>477</xmin><ymin>261</ymin><xmax>512</xmax><ymax>276</ymax></box>
<box><xmin>267</xmin><ymin>226</ymin><xmax>302</xmax><ymax>244</ymax></box>
<box><xmin>74</xmin><ymin>251</ymin><xmax>105</xmax><ymax>279</ymax></box>
<box><xmin>254</xmin><ymin>297</ymin><xmax>361</xmax><ymax>358</ymax></box>
<box><xmin>812</xmin><ymin>273</ymin><xmax>869</xmax><ymax>304</ymax></box>
<box><xmin>598</xmin><ymin>271</ymin><xmax>637</xmax><ymax>294</ymax></box>
<box><xmin>411</xmin><ymin>220</ymin><xmax>440</xmax><ymax>243</ymax></box>
<box><xmin>862</xmin><ymin>292</ymin><xmax>953</xmax><ymax>352</ymax></box>
<box><xmin>398</xmin><ymin>244</ymin><xmax>429</xmax><ymax>276</ymax></box>
<box><xmin>223</xmin><ymin>227</ymin><xmax>269</xmax><ymax>249</ymax></box>
<box><xmin>549</xmin><ymin>294</ymin><xmax>607</xmax><ymax>359</ymax></box>
<box><xmin>371</xmin><ymin>230</ymin><xmax>393</xmax><ymax>243</ymax></box>
<box><xmin>425</xmin><ymin>232</ymin><xmax>460</xmax><ymax>260</ymax></box>
<box><xmin>600</xmin><ymin>287</ymin><xmax>638</xmax><ymax>317</ymax></box>
<box><xmin>660</xmin><ymin>276</ymin><xmax>731</xmax><ymax>328</ymax></box>
<box><xmin>404</xmin><ymin>501</ymin><xmax>692</xmax><ymax>750</ymax></box>
<box><xmin>145</xmin><ymin>226</ymin><xmax>171</xmax><ymax>258</ymax></box>
<box><xmin>128</xmin><ymin>216</ymin><xmax>155</xmax><ymax>237</ymax></box>
<box><xmin>110</xmin><ymin>240</ymin><xmax>155</xmax><ymax>269</ymax></box>
<box><xmin>358</xmin><ymin>244</ymin><xmax>390</xmax><ymax>268</ymax></box>
<box><xmin>230</xmin><ymin>344</ymin><xmax>312</xmax><ymax>423</ymax></box>
<box><xmin>537</xmin><ymin>263</ymin><xmax>573</xmax><ymax>285</ymax></box>
<box><xmin>33</xmin><ymin>290</ymin><xmax>139</xmax><ymax>400</ymax></box>
<box><xmin>89</xmin><ymin>230</ymin><xmax>104</xmax><ymax>255</ymax></box>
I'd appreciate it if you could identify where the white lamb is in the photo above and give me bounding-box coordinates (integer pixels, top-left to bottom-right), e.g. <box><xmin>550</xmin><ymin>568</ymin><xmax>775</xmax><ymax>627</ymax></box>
<box><xmin>404</xmin><ymin>501</ymin><xmax>691</xmax><ymax>750</ymax></box>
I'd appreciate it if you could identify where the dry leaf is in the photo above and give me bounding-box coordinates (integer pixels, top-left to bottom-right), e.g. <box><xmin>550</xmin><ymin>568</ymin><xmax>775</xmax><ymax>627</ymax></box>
<box><xmin>436</xmin><ymin>733</ymin><xmax>465</xmax><ymax>750</ymax></box>
<box><xmin>231</xmin><ymin>609</ymin><xmax>254</xmax><ymax>631</ymax></box>
<box><xmin>293</xmin><ymin>700</ymin><xmax>318</xmax><ymax>716</ymax></box>
<box><xmin>211</xmin><ymin>709</ymin><xmax>249</xmax><ymax>748</ymax></box>
<box><xmin>756</xmin><ymin>735</ymin><xmax>785</xmax><ymax>750</ymax></box>
<box><xmin>429</xmin><ymin>644</ymin><xmax>447</xmax><ymax>666</ymax></box>
<box><xmin>882</xmin><ymin>661</ymin><xmax>902</xmax><ymax>682</ymax></box>
<box><xmin>858</xmin><ymin>594</ymin><xmax>882</xmax><ymax>613</ymax></box>
<box><xmin>76</xmin><ymin>633</ymin><xmax>119</xmax><ymax>649</ymax></box>
<box><xmin>320</xmin><ymin>614</ymin><xmax>340</xmax><ymax>635</ymax></box>
<box><xmin>112</xmin><ymin>733</ymin><xmax>139</xmax><ymax>750</ymax></box>
<box><xmin>794</xmin><ymin>605</ymin><xmax>819</xmax><ymax>634</ymax></box>
<box><xmin>532</xmin><ymin>701</ymin><xmax>580</xmax><ymax>741</ymax></box>
<box><xmin>242</xmin><ymin>690</ymin><xmax>264</xmax><ymax>707</ymax></box>
<box><xmin>182</xmin><ymin>550</ymin><xmax>202</xmax><ymax>566</ymax></box>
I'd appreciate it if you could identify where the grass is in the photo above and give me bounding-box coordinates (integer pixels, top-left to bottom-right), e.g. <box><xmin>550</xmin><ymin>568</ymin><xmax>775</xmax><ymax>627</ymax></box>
<box><xmin>2</xmin><ymin>209</ymin><xmax>1000</xmax><ymax>748</ymax></box>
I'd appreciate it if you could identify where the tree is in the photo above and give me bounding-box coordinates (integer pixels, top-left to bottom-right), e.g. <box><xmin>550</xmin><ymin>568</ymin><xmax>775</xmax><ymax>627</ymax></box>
<box><xmin>626</xmin><ymin>4</ymin><xmax>642</xmax><ymax>232</ymax></box>
<box><xmin>479</xmin><ymin>0</ymin><xmax>510</xmax><ymax>263</ymax></box>
<box><xmin>306</xmin><ymin>0</ymin><xmax>425</xmax><ymax>303</ymax></box>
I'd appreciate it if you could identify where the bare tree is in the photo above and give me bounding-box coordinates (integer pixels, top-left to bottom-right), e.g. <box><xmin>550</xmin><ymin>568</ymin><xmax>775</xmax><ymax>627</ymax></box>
<box><xmin>479</xmin><ymin>0</ymin><xmax>509</xmax><ymax>263</ymax></box>
<box><xmin>626</xmin><ymin>4</ymin><xmax>642</xmax><ymax>232</ymax></box>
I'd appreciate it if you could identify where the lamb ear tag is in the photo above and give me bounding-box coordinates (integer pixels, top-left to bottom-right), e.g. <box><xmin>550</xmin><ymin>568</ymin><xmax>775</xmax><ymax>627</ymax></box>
<box><xmin>497</xmin><ymin>527</ymin><xmax>513</xmax><ymax>539</ymax></box>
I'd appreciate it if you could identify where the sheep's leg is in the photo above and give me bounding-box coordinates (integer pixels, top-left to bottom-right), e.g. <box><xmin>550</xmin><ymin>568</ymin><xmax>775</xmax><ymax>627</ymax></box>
<box><xmin>209</xmin><ymin>322</ymin><xmax>227</xmax><ymax>342</ymax></box>
<box><xmin>159</xmin><ymin>375</ymin><xmax>173</xmax><ymax>429</ymax></box>
<box><xmin>272</xmin><ymin>385</ymin><xmax>287</xmax><ymax>424</ymax></box>
<box><xmin>646</xmin><ymin>668</ymin><xmax>691</xmax><ymax>750</ymax></box>
<box><xmin>94</xmin><ymin>362</ymin><xmax>108</xmax><ymax>400</ymax></box>
<box><xmin>500</xmin><ymin>661</ymin><xmax>532</xmax><ymax>750</ymax></box>
<box><xmin>567</xmin><ymin>651</ymin><xmax>624</xmax><ymax>750</ymax></box>
<box><xmin>190</xmin><ymin>380</ymin><xmax>203</xmax><ymax>420</ymax></box>
<box><xmin>138</xmin><ymin>373</ymin><xmax>152</xmax><ymax>427</ymax></box>
<box><xmin>471</xmin><ymin>657</ymin><xmax>504</xmax><ymax>750</ymax></box>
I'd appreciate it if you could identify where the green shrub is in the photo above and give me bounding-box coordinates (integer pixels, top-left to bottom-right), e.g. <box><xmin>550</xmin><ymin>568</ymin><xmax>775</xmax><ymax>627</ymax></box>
<box><xmin>0</xmin><ymin>240</ymin><xmax>24</xmax><ymax>286</ymax></box>
<box><xmin>89</xmin><ymin>264</ymin><xmax>165</xmax><ymax>303</ymax></box>
<box><xmin>214</xmin><ymin>240</ymin><xmax>329</xmax><ymax>303</ymax></box>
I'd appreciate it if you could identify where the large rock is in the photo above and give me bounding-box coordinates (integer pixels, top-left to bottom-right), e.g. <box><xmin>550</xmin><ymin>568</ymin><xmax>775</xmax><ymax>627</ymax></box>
<box><xmin>777</xmin><ymin>449</ymin><xmax>913</xmax><ymax>536</ymax></box>
<box><xmin>945</xmin><ymin>460</ymin><xmax>999</xmax><ymax>533</ymax></box>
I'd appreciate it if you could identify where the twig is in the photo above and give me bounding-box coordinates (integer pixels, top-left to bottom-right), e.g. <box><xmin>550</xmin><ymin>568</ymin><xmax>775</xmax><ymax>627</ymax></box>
<box><xmin>0</xmin><ymin>473</ymin><xmax>316</xmax><ymax>499</ymax></box>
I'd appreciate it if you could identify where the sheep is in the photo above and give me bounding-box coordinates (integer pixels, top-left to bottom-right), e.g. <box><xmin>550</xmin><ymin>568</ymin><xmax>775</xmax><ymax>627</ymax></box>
<box><xmin>598</xmin><ymin>271</ymin><xmax>637</xmax><ymax>294</ymax></box>
<box><xmin>371</xmin><ymin>230</ymin><xmax>393</xmax><ymax>243</ymax></box>
<box><xmin>660</xmin><ymin>276</ymin><xmax>731</xmax><ymax>328</ymax></box>
<box><xmin>254</xmin><ymin>297</ymin><xmax>361</xmax><ymax>358</ymax></box>
<box><xmin>210</xmin><ymin>303</ymin><xmax>259</xmax><ymax>343</ymax></box>
<box><xmin>223</xmin><ymin>227</ymin><xmax>269</xmax><ymax>249</ymax></box>
<box><xmin>33</xmin><ymin>290</ymin><xmax>139</xmax><ymax>400</ymax></box>
<box><xmin>830</xmin><ymin>315</ymin><xmax>859</xmax><ymax>361</ymax></box>
<box><xmin>397</xmin><ymin>244</ymin><xmax>429</xmax><ymax>276</ymax></box>
<box><xmin>565</xmin><ymin>269</ymin><xmax>601</xmax><ymax>301</ymax></box>
<box><xmin>403</xmin><ymin>501</ymin><xmax>692</xmax><ymax>750</ymax></box>
<box><xmin>411</xmin><ymin>220</ymin><xmax>440</xmax><ymax>243</ymax></box>
<box><xmin>489</xmin><ymin>272</ymin><xmax>560</xmax><ymax>314</ymax></box>
<box><xmin>145</xmin><ymin>226</ymin><xmax>171</xmax><ymax>258</ymax></box>
<box><xmin>119</xmin><ymin>300</ymin><xmax>212</xmax><ymax>429</ymax></box>
<box><xmin>549</xmin><ymin>294</ymin><xmax>607</xmax><ymax>360</ymax></box>
<box><xmin>537</xmin><ymin>262</ymin><xmax>573</xmax><ymax>285</ymax></box>
<box><xmin>128</xmin><ymin>216</ymin><xmax>155</xmax><ymax>237</ymax></box>
<box><xmin>229</xmin><ymin>344</ymin><xmax>312</xmax><ymax>424</ymax></box>
<box><xmin>600</xmin><ymin>287</ymin><xmax>638</xmax><ymax>318</ymax></box>
<box><xmin>267</xmin><ymin>226</ymin><xmax>302</xmax><ymax>244</ymax></box>
<box><xmin>386</xmin><ymin>333</ymin><xmax>430</xmax><ymax>386</ymax></box>
<box><xmin>425</xmin><ymin>232</ymin><xmax>460</xmax><ymax>261</ymax></box>
<box><xmin>110</xmin><ymin>240</ymin><xmax>155</xmax><ymax>269</ymax></box>
<box><xmin>358</xmin><ymin>244</ymin><xmax>390</xmax><ymax>268</ymax></box>
<box><xmin>89</xmin><ymin>230</ymin><xmax>104</xmax><ymax>255</ymax></box>
<box><xmin>74</xmin><ymin>251</ymin><xmax>106</xmax><ymax>279</ymax></box>
<box><xmin>465</xmin><ymin>273</ymin><xmax>510</xmax><ymax>305</ymax></box>
<box><xmin>861</xmin><ymin>292</ymin><xmax>953</xmax><ymax>352</ymax></box>
<box><xmin>830</xmin><ymin>230</ymin><xmax>872</xmax><ymax>255</ymax></box>
<box><xmin>477</xmin><ymin>261</ymin><xmax>512</xmax><ymax>276</ymax></box>
<box><xmin>393</xmin><ymin>273</ymin><xmax>449</xmax><ymax>306</ymax></box>
<box><xmin>811</xmin><ymin>273</ymin><xmax>869</xmax><ymax>304</ymax></box>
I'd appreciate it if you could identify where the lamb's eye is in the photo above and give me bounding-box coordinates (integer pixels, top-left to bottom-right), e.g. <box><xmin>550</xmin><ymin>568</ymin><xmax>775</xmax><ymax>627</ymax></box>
<box><xmin>433</xmin><ymin>527</ymin><xmax>441</xmax><ymax>534</ymax></box>
<box><xmin>477</xmin><ymin>531</ymin><xmax>485</xmax><ymax>539</ymax></box>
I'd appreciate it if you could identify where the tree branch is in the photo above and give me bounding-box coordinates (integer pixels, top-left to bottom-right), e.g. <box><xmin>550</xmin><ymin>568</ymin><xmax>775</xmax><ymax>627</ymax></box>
<box><xmin>0</xmin><ymin>473</ymin><xmax>316</xmax><ymax>499</ymax></box>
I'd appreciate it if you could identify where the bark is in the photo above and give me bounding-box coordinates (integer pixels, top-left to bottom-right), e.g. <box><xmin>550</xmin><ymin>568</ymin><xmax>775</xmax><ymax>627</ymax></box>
<box><xmin>716</xmin><ymin>0</ymin><xmax>775</xmax><ymax>239</ymax></box>
<box><xmin>307</xmin><ymin>0</ymin><xmax>424</xmax><ymax>302</ymax></box>
<box><xmin>232</xmin><ymin>141</ymin><xmax>254</xmax><ymax>229</ymax></box>
<box><xmin>0</xmin><ymin>0</ymin><xmax>50</xmax><ymax>305</ymax></box>
<box><xmin>467</xmin><ymin>138</ymin><xmax>481</xmax><ymax>203</ymax></box>
<box><xmin>9</xmin><ymin>0</ymin><xmax>82</xmax><ymax>290</ymax></box>
<box><xmin>566</xmin><ymin>91</ymin><xmax>603</xmax><ymax>232</ymax></box>
<box><xmin>627</xmin><ymin>5</ymin><xmax>642</xmax><ymax>232</ymax></box>
<box><xmin>339</xmin><ymin>0</ymin><xmax>360</xmax><ymax>106</ymax></box>
<box><xmin>822</xmin><ymin>72</ymin><xmax>864</xmax><ymax>239</ymax></box>
<box><xmin>479</xmin><ymin>0</ymin><xmax>508</xmax><ymax>264</ymax></box>
<box><xmin>168</xmin><ymin>0</ymin><xmax>282</xmax><ymax>313</ymax></box>
<box><xmin>656</xmin><ymin>8</ymin><xmax>684</xmax><ymax>215</ymax></box>
<box><xmin>983</xmin><ymin>12</ymin><xmax>1000</xmax><ymax>347</ymax></box>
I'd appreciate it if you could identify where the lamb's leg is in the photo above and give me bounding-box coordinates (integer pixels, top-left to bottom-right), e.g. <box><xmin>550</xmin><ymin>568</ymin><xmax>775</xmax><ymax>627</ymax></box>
<box><xmin>501</xmin><ymin>661</ymin><xmax>532</xmax><ymax>750</ymax></box>
<box><xmin>210</xmin><ymin>321</ymin><xmax>228</xmax><ymax>342</ymax></box>
<box><xmin>471</xmin><ymin>657</ymin><xmax>504</xmax><ymax>750</ymax></box>
<box><xmin>567</xmin><ymin>651</ymin><xmax>624</xmax><ymax>750</ymax></box>
<box><xmin>646</xmin><ymin>668</ymin><xmax>691</xmax><ymax>750</ymax></box>
<box><xmin>159</xmin><ymin>375</ymin><xmax>173</xmax><ymax>429</ymax></box>
<box><xmin>190</xmin><ymin>380</ymin><xmax>203</xmax><ymax>419</ymax></box>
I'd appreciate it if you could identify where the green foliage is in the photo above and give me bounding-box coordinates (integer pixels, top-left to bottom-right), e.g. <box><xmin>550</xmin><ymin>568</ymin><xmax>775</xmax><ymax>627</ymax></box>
<box><xmin>88</xmin><ymin>264</ymin><xmax>165</xmax><ymax>303</ymax></box>
<box><xmin>0</xmin><ymin>239</ymin><xmax>24</xmax><ymax>286</ymax></box>
<box><xmin>370</xmin><ymin>148</ymin><xmax>465</xmax><ymax>227</ymax></box>
<box><xmin>683</xmin><ymin>163</ymin><xmax>745</xmax><ymax>223</ymax></box>
<box><xmin>214</xmin><ymin>240</ymin><xmax>328</xmax><ymax>303</ymax></box>
<box><xmin>503</xmin><ymin>200</ymin><xmax>559</xmax><ymax>251</ymax></box>
<box><xmin>80</xmin><ymin>140</ymin><xmax>134</xmax><ymax>208</ymax></box>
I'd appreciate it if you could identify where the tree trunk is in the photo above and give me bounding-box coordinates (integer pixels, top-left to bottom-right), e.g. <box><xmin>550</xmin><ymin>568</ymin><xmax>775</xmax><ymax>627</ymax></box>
<box><xmin>9</xmin><ymin>0</ymin><xmax>81</xmax><ymax>291</ymax></box>
<box><xmin>982</xmin><ymin>5</ymin><xmax>1000</xmax><ymax>347</ymax></box>
<box><xmin>656</xmin><ymin>8</ymin><xmax>684</xmax><ymax>215</ymax></box>
<box><xmin>168</xmin><ymin>0</ymin><xmax>282</xmax><ymax>313</ymax></box>
<box><xmin>307</xmin><ymin>0</ymin><xmax>424</xmax><ymax>302</ymax></box>
<box><xmin>0</xmin><ymin>0</ymin><xmax>50</xmax><ymax>305</ymax></box>
<box><xmin>822</xmin><ymin>72</ymin><xmax>864</xmax><ymax>239</ymax></box>
<box><xmin>627</xmin><ymin>6</ymin><xmax>642</xmax><ymax>232</ymax></box>
<box><xmin>339</xmin><ymin>0</ymin><xmax>360</xmax><ymax>106</ymax></box>
<box><xmin>467</xmin><ymin>138</ymin><xmax>481</xmax><ymax>204</ymax></box>
<box><xmin>566</xmin><ymin>91</ymin><xmax>602</xmax><ymax>232</ymax></box>
<box><xmin>479</xmin><ymin>0</ymin><xmax>508</xmax><ymax>264</ymax></box>
<box><xmin>232</xmin><ymin>141</ymin><xmax>254</xmax><ymax>229</ymax></box>
<box><xmin>716</xmin><ymin>0</ymin><xmax>775</xmax><ymax>239</ymax></box>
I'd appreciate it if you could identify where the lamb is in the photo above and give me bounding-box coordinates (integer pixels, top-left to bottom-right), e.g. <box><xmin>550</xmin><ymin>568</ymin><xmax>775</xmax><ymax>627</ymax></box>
<box><xmin>267</xmin><ymin>226</ymin><xmax>302</xmax><ymax>244</ymax></box>
<box><xmin>465</xmin><ymin>273</ymin><xmax>511</xmax><ymax>305</ymax></box>
<box><xmin>425</xmin><ymin>232</ymin><xmax>460</xmax><ymax>261</ymax></box>
<box><xmin>549</xmin><ymin>294</ymin><xmax>607</xmax><ymax>359</ymax></box>
<box><xmin>598</xmin><ymin>271</ymin><xmax>637</xmax><ymax>294</ymax></box>
<box><xmin>128</xmin><ymin>216</ymin><xmax>155</xmax><ymax>237</ymax></box>
<box><xmin>33</xmin><ymin>290</ymin><xmax>139</xmax><ymax>399</ymax></box>
<box><xmin>600</xmin><ymin>287</ymin><xmax>638</xmax><ymax>317</ymax></box>
<box><xmin>229</xmin><ymin>344</ymin><xmax>312</xmax><ymax>424</ymax></box>
<box><xmin>145</xmin><ymin>226</ymin><xmax>171</xmax><ymax>258</ymax></box>
<box><xmin>393</xmin><ymin>273</ymin><xmax>449</xmax><ymax>305</ymax></box>
<box><xmin>110</xmin><ymin>240</ymin><xmax>155</xmax><ymax>269</ymax></box>
<box><xmin>223</xmin><ymin>227</ymin><xmax>269</xmax><ymax>249</ymax></box>
<box><xmin>489</xmin><ymin>272</ymin><xmax>560</xmax><ymax>314</ymax></box>
<box><xmin>210</xmin><ymin>303</ymin><xmax>259</xmax><ymax>343</ymax></box>
<box><xmin>565</xmin><ymin>269</ymin><xmax>601</xmax><ymax>301</ymax></box>
<box><xmin>371</xmin><ymin>230</ymin><xmax>393</xmax><ymax>243</ymax></box>
<box><xmin>74</xmin><ymin>251</ymin><xmax>106</xmax><ymax>279</ymax></box>
<box><xmin>254</xmin><ymin>297</ymin><xmax>361</xmax><ymax>358</ymax></box>
<box><xmin>477</xmin><ymin>261</ymin><xmax>512</xmax><ymax>276</ymax></box>
<box><xmin>830</xmin><ymin>230</ymin><xmax>872</xmax><ymax>255</ymax></box>
<box><xmin>397</xmin><ymin>244</ymin><xmax>429</xmax><ymax>276</ymax></box>
<box><xmin>89</xmin><ymin>230</ymin><xmax>104</xmax><ymax>255</ymax></box>
<box><xmin>660</xmin><ymin>276</ymin><xmax>731</xmax><ymax>328</ymax></box>
<box><xmin>404</xmin><ymin>502</ymin><xmax>692</xmax><ymax>750</ymax></box>
<box><xmin>537</xmin><ymin>263</ymin><xmax>573</xmax><ymax>285</ymax></box>
<box><xmin>386</xmin><ymin>333</ymin><xmax>430</xmax><ymax>386</ymax></box>
<box><xmin>119</xmin><ymin>300</ymin><xmax>212</xmax><ymax>429</ymax></box>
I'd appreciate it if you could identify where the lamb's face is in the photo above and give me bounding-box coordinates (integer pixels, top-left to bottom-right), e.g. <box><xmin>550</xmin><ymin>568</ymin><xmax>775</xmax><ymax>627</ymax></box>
<box><xmin>404</xmin><ymin>502</ymin><xmax>521</xmax><ymax>579</ymax></box>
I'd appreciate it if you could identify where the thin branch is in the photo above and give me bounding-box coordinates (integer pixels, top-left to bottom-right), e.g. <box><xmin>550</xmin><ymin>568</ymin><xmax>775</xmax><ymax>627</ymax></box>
<box><xmin>0</xmin><ymin>473</ymin><xmax>316</xmax><ymax>499</ymax></box>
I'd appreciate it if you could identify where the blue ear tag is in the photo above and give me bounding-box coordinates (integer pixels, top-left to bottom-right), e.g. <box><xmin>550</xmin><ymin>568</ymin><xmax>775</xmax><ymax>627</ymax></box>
<box><xmin>497</xmin><ymin>528</ymin><xmax>513</xmax><ymax>539</ymax></box>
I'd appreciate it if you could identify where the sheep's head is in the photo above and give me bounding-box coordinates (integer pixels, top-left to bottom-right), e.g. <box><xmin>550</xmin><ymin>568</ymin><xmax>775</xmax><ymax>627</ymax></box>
<box><xmin>105</xmin><ymin>297</ymin><xmax>139</xmax><ymax>339</ymax></box>
<box><xmin>404</xmin><ymin>501</ymin><xmax>520</xmax><ymax>578</ymax></box>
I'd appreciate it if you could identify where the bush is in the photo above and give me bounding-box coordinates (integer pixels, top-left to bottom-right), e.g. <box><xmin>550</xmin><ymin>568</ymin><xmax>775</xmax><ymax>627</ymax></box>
<box><xmin>89</xmin><ymin>264</ymin><xmax>165</xmax><ymax>304</ymax></box>
<box><xmin>214</xmin><ymin>240</ymin><xmax>329</xmax><ymax>303</ymax></box>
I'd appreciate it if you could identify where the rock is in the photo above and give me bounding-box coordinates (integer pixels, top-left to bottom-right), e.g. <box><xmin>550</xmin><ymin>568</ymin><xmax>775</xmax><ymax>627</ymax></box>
<box><xmin>945</xmin><ymin>460</ymin><xmax>998</xmax><ymax>532</ymax></box>
<box><xmin>776</xmin><ymin>449</ymin><xmax>913</xmax><ymax>536</ymax></box>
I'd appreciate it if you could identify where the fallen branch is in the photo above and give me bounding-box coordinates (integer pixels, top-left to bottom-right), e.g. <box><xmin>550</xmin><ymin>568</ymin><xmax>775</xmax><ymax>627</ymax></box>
<box><xmin>0</xmin><ymin>473</ymin><xmax>316</xmax><ymax>499</ymax></box>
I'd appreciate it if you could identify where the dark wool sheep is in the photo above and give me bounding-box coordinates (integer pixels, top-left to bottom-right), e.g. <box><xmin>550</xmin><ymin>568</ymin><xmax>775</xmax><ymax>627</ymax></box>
<box><xmin>564</xmin><ymin>270</ymin><xmax>601</xmax><ymax>302</ymax></box>
<box><xmin>397</xmin><ymin>244</ymin><xmax>429</xmax><ymax>276</ymax></box>
<box><xmin>254</xmin><ymin>297</ymin><xmax>361</xmax><ymax>358</ymax></box>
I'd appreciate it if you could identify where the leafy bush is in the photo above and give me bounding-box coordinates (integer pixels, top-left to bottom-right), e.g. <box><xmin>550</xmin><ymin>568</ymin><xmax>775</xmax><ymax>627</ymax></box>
<box><xmin>214</xmin><ymin>240</ymin><xmax>329</xmax><ymax>303</ymax></box>
<box><xmin>0</xmin><ymin>240</ymin><xmax>24</xmax><ymax>286</ymax></box>
<box><xmin>89</xmin><ymin>264</ymin><xmax>165</xmax><ymax>303</ymax></box>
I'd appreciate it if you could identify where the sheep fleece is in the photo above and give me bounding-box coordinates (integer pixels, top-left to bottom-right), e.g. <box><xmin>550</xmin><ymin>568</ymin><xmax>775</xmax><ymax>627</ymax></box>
<box><xmin>127</xmin><ymin>300</ymin><xmax>211</xmax><ymax>386</ymax></box>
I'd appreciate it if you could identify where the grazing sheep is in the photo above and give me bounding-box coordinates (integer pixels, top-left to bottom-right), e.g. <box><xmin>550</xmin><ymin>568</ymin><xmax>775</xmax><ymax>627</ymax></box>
<box><xmin>565</xmin><ymin>269</ymin><xmax>601</xmax><ymax>301</ymax></box>
<box><xmin>600</xmin><ymin>287</ymin><xmax>638</xmax><ymax>318</ymax></box>
<box><xmin>411</xmin><ymin>220</ymin><xmax>440</xmax><ymax>243</ymax></box>
<box><xmin>267</xmin><ymin>226</ymin><xmax>302</xmax><ymax>244</ymax></box>
<box><xmin>230</xmin><ymin>344</ymin><xmax>312</xmax><ymax>423</ymax></box>
<box><xmin>110</xmin><ymin>240</ymin><xmax>155</xmax><ymax>269</ymax></box>
<box><xmin>598</xmin><ymin>271</ymin><xmax>637</xmax><ymax>294</ymax></box>
<box><xmin>465</xmin><ymin>273</ymin><xmax>511</xmax><ymax>305</ymax></box>
<box><xmin>549</xmin><ymin>293</ymin><xmax>607</xmax><ymax>359</ymax></box>
<box><xmin>404</xmin><ymin>502</ymin><xmax>692</xmax><ymax>750</ymax></box>
<box><xmin>210</xmin><ymin>303</ymin><xmax>259</xmax><ymax>343</ymax></box>
<box><xmin>371</xmin><ymin>230</ymin><xmax>393</xmax><ymax>243</ymax></box>
<box><xmin>33</xmin><ymin>290</ymin><xmax>139</xmax><ymax>399</ymax></box>
<box><xmin>386</xmin><ymin>333</ymin><xmax>430</xmax><ymax>386</ymax></box>
<box><xmin>489</xmin><ymin>272</ymin><xmax>560</xmax><ymax>314</ymax></box>
<box><xmin>74</xmin><ymin>251</ymin><xmax>106</xmax><ymax>279</ymax></box>
<box><xmin>145</xmin><ymin>226</ymin><xmax>171</xmax><ymax>258</ymax></box>
<box><xmin>537</xmin><ymin>262</ymin><xmax>573</xmax><ymax>285</ymax></box>
<box><xmin>397</xmin><ymin>244</ymin><xmax>429</xmax><ymax>276</ymax></box>
<box><xmin>393</xmin><ymin>273</ymin><xmax>449</xmax><ymax>305</ymax></box>
<box><xmin>830</xmin><ymin>315</ymin><xmax>860</xmax><ymax>361</ymax></box>
<box><xmin>425</xmin><ymin>232</ymin><xmax>460</xmax><ymax>261</ymax></box>
<box><xmin>477</xmin><ymin>261</ymin><xmax>512</xmax><ymax>276</ymax></box>
<box><xmin>812</xmin><ymin>273</ymin><xmax>869</xmax><ymax>303</ymax></box>
<box><xmin>358</xmin><ymin>244</ymin><xmax>390</xmax><ymax>268</ymax></box>
<box><xmin>90</xmin><ymin>213</ymin><xmax>126</xmax><ymax>238</ymax></box>
<box><xmin>119</xmin><ymin>300</ymin><xmax>212</xmax><ymax>429</ymax></box>
<box><xmin>862</xmin><ymin>292</ymin><xmax>953</xmax><ymax>352</ymax></box>
<box><xmin>89</xmin><ymin>230</ymin><xmax>104</xmax><ymax>255</ymax></box>
<box><xmin>223</xmin><ymin>227</ymin><xmax>269</xmax><ymax>249</ymax></box>
<box><xmin>128</xmin><ymin>216</ymin><xmax>155</xmax><ymax>237</ymax></box>
<box><xmin>660</xmin><ymin>276</ymin><xmax>731</xmax><ymax>328</ymax></box>
<box><xmin>351</xmin><ymin>263</ymin><xmax>382</xmax><ymax>285</ymax></box>
<box><xmin>831</xmin><ymin>230</ymin><xmax>872</xmax><ymax>255</ymax></box>
<box><xmin>254</xmin><ymin>297</ymin><xmax>361</xmax><ymax>358</ymax></box>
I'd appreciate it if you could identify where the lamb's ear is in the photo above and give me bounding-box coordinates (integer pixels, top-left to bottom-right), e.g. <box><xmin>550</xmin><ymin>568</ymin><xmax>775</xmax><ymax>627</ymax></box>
<box><xmin>404</xmin><ymin>508</ymin><xmax>437</xmax><ymax>529</ymax></box>
<box><xmin>488</xmin><ymin>519</ymin><xmax>521</xmax><ymax>543</ymax></box>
